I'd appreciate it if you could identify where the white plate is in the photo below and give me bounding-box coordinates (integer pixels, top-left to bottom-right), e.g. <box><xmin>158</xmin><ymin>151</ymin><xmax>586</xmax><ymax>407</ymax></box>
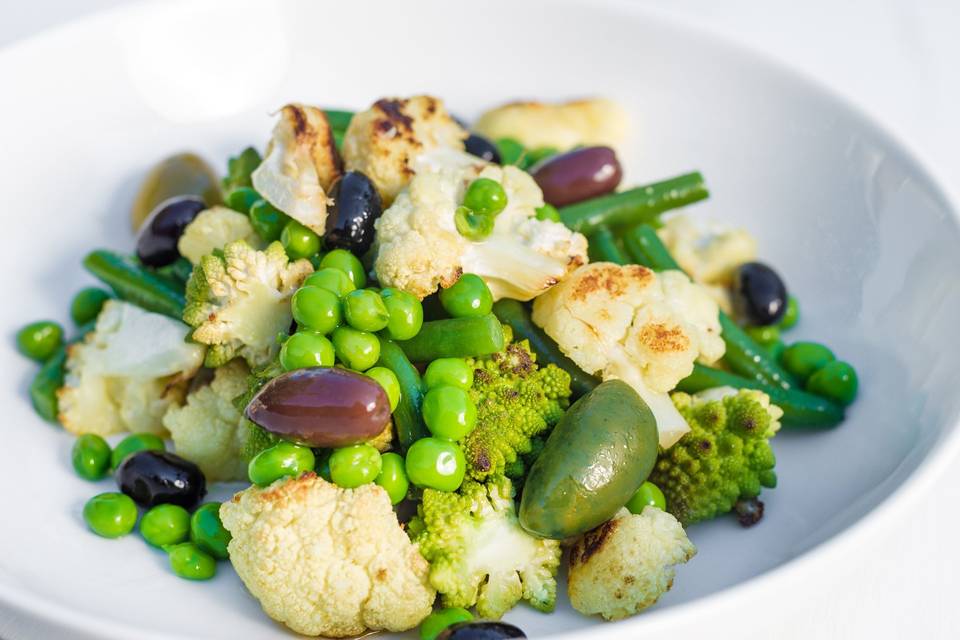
<box><xmin>2</xmin><ymin>0</ymin><xmax>960</xmax><ymax>638</ymax></box>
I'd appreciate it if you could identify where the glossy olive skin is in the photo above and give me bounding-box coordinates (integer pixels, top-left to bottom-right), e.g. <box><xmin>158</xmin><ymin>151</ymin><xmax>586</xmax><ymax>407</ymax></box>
<box><xmin>519</xmin><ymin>380</ymin><xmax>657</xmax><ymax>539</ymax></box>
<box><xmin>324</xmin><ymin>171</ymin><xmax>383</xmax><ymax>255</ymax></box>
<box><xmin>530</xmin><ymin>146</ymin><xmax>622</xmax><ymax>207</ymax></box>
<box><xmin>130</xmin><ymin>152</ymin><xmax>220</xmax><ymax>231</ymax></box>
<box><xmin>437</xmin><ymin>622</ymin><xmax>526</xmax><ymax>640</ymax></box>
<box><xmin>464</xmin><ymin>134</ymin><xmax>502</xmax><ymax>164</ymax></box>
<box><xmin>135</xmin><ymin>196</ymin><xmax>206</xmax><ymax>267</ymax></box>
<box><xmin>733</xmin><ymin>262</ymin><xmax>788</xmax><ymax>326</ymax></box>
<box><xmin>116</xmin><ymin>450</ymin><xmax>206</xmax><ymax>509</ymax></box>
<box><xmin>246</xmin><ymin>367</ymin><xmax>392</xmax><ymax>448</ymax></box>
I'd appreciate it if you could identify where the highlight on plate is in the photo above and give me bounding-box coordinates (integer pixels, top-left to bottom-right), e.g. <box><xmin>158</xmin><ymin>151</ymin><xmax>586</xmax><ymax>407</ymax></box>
<box><xmin>17</xmin><ymin>95</ymin><xmax>859</xmax><ymax>640</ymax></box>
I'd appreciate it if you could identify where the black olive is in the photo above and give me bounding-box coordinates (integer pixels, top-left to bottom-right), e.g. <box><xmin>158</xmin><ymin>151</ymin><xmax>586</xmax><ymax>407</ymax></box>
<box><xmin>437</xmin><ymin>622</ymin><xmax>527</xmax><ymax>640</ymax></box>
<box><xmin>116</xmin><ymin>450</ymin><xmax>206</xmax><ymax>509</ymax></box>
<box><xmin>135</xmin><ymin>195</ymin><xmax>206</xmax><ymax>267</ymax></box>
<box><xmin>733</xmin><ymin>262</ymin><xmax>788</xmax><ymax>326</ymax></box>
<box><xmin>324</xmin><ymin>171</ymin><xmax>382</xmax><ymax>255</ymax></box>
<box><xmin>465</xmin><ymin>134</ymin><xmax>502</xmax><ymax>164</ymax></box>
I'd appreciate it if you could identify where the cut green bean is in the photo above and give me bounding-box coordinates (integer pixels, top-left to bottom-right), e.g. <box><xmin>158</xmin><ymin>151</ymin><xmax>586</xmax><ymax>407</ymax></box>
<box><xmin>588</xmin><ymin>226</ymin><xmax>629</xmax><ymax>265</ymax></box>
<box><xmin>677</xmin><ymin>364</ymin><xmax>844</xmax><ymax>428</ymax></box>
<box><xmin>559</xmin><ymin>172</ymin><xmax>708</xmax><ymax>236</ymax></box>
<box><xmin>83</xmin><ymin>250</ymin><xmax>185</xmax><ymax>319</ymax></box>
<box><xmin>324</xmin><ymin>109</ymin><xmax>354</xmax><ymax>131</ymax></box>
<box><xmin>396</xmin><ymin>314</ymin><xmax>505</xmax><ymax>362</ymax></box>
<box><xmin>492</xmin><ymin>299</ymin><xmax>600</xmax><ymax>399</ymax></box>
<box><xmin>376</xmin><ymin>340</ymin><xmax>429</xmax><ymax>448</ymax></box>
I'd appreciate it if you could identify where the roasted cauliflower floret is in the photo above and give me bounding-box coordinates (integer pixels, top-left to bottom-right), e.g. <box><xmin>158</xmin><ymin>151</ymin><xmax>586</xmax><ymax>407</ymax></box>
<box><xmin>177</xmin><ymin>206</ymin><xmax>261</xmax><ymax>265</ymax></box>
<box><xmin>162</xmin><ymin>359</ymin><xmax>250</xmax><ymax>481</ymax></box>
<box><xmin>183</xmin><ymin>240</ymin><xmax>313</xmax><ymax>368</ymax></box>
<box><xmin>342</xmin><ymin>96</ymin><xmax>467</xmax><ymax>205</ymax></box>
<box><xmin>58</xmin><ymin>300</ymin><xmax>205</xmax><ymax>436</ymax></box>
<box><xmin>374</xmin><ymin>156</ymin><xmax>587</xmax><ymax>300</ymax></box>
<box><xmin>474</xmin><ymin>98</ymin><xmax>629</xmax><ymax>151</ymax></box>
<box><xmin>568</xmin><ymin>508</ymin><xmax>695</xmax><ymax>620</ymax></box>
<box><xmin>220</xmin><ymin>473</ymin><xmax>435</xmax><ymax>638</ymax></box>
<box><xmin>251</xmin><ymin>104</ymin><xmax>342</xmax><ymax>234</ymax></box>
<box><xmin>531</xmin><ymin>262</ymin><xmax>724</xmax><ymax>447</ymax></box>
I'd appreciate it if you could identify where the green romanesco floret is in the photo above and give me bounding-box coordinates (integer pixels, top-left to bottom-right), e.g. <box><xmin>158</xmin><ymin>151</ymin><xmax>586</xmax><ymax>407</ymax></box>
<box><xmin>648</xmin><ymin>388</ymin><xmax>783</xmax><ymax>526</ymax></box>
<box><xmin>461</xmin><ymin>339</ymin><xmax>571</xmax><ymax>481</ymax></box>
<box><xmin>408</xmin><ymin>476</ymin><xmax>561</xmax><ymax>618</ymax></box>
<box><xmin>233</xmin><ymin>358</ymin><xmax>284</xmax><ymax>461</ymax></box>
<box><xmin>183</xmin><ymin>240</ymin><xmax>313</xmax><ymax>368</ymax></box>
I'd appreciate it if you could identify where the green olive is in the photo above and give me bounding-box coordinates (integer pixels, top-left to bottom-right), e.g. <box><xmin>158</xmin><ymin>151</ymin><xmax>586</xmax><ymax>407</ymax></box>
<box><xmin>130</xmin><ymin>153</ymin><xmax>221</xmax><ymax>231</ymax></box>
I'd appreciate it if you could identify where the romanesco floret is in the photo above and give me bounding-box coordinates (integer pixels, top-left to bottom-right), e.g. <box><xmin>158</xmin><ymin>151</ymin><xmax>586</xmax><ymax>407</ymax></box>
<box><xmin>408</xmin><ymin>476</ymin><xmax>561</xmax><ymax>618</ymax></box>
<box><xmin>648</xmin><ymin>388</ymin><xmax>782</xmax><ymax>526</ymax></box>
<box><xmin>232</xmin><ymin>358</ymin><xmax>284</xmax><ymax>461</ymax></box>
<box><xmin>183</xmin><ymin>240</ymin><xmax>313</xmax><ymax>368</ymax></box>
<box><xmin>461</xmin><ymin>340</ymin><xmax>571</xmax><ymax>481</ymax></box>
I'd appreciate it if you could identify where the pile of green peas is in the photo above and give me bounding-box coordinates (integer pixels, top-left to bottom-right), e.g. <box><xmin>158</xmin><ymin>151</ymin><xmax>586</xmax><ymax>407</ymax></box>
<box><xmin>74</xmin><ymin>433</ymin><xmax>231</xmax><ymax>581</ymax></box>
<box><xmin>454</xmin><ymin>178</ymin><xmax>508</xmax><ymax>241</ymax></box>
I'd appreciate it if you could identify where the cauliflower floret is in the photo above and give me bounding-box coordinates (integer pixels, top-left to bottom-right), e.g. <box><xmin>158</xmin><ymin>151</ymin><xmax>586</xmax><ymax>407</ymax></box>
<box><xmin>531</xmin><ymin>262</ymin><xmax>724</xmax><ymax>447</ymax></box>
<box><xmin>252</xmin><ymin>104</ymin><xmax>342</xmax><ymax>234</ymax></box>
<box><xmin>183</xmin><ymin>240</ymin><xmax>313</xmax><ymax>368</ymax></box>
<box><xmin>162</xmin><ymin>359</ymin><xmax>250</xmax><ymax>481</ymax></box>
<box><xmin>177</xmin><ymin>206</ymin><xmax>261</xmax><ymax>265</ymax></box>
<box><xmin>567</xmin><ymin>507</ymin><xmax>696</xmax><ymax>620</ymax></box>
<box><xmin>220</xmin><ymin>473</ymin><xmax>435</xmax><ymax>637</ymax></box>
<box><xmin>374</xmin><ymin>157</ymin><xmax>587</xmax><ymax>300</ymax></box>
<box><xmin>474</xmin><ymin>98</ymin><xmax>629</xmax><ymax>152</ymax></box>
<box><xmin>58</xmin><ymin>300</ymin><xmax>205</xmax><ymax>436</ymax></box>
<box><xmin>342</xmin><ymin>96</ymin><xmax>467</xmax><ymax>205</ymax></box>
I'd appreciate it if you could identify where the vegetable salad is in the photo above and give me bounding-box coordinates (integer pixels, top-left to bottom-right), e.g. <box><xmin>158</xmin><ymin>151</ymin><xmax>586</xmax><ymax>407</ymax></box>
<box><xmin>18</xmin><ymin>95</ymin><xmax>859</xmax><ymax>640</ymax></box>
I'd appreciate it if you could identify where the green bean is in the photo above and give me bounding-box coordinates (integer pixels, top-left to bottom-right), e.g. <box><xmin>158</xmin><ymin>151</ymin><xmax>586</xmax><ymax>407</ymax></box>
<box><xmin>587</xmin><ymin>226</ymin><xmax>628</xmax><ymax>264</ymax></box>
<box><xmin>396</xmin><ymin>314</ymin><xmax>505</xmax><ymax>362</ymax></box>
<box><xmin>324</xmin><ymin>109</ymin><xmax>354</xmax><ymax>132</ymax></box>
<box><xmin>623</xmin><ymin>225</ymin><xmax>798</xmax><ymax>392</ymax></box>
<box><xmin>152</xmin><ymin>257</ymin><xmax>194</xmax><ymax>288</ymax></box>
<box><xmin>677</xmin><ymin>364</ymin><xmax>844</xmax><ymax>428</ymax></box>
<box><xmin>376</xmin><ymin>340</ymin><xmax>429</xmax><ymax>448</ymax></box>
<box><xmin>83</xmin><ymin>250</ymin><xmax>185</xmax><ymax>319</ymax></box>
<box><xmin>559</xmin><ymin>172</ymin><xmax>708</xmax><ymax>236</ymax></box>
<box><xmin>29</xmin><ymin>321</ymin><xmax>95</xmax><ymax>422</ymax></box>
<box><xmin>221</xmin><ymin>146</ymin><xmax>262</xmax><ymax>194</ymax></box>
<box><xmin>492</xmin><ymin>299</ymin><xmax>599</xmax><ymax>399</ymax></box>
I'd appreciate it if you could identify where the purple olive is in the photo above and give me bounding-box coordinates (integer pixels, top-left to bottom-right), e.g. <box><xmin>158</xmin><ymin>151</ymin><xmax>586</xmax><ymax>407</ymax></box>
<box><xmin>135</xmin><ymin>195</ymin><xmax>206</xmax><ymax>267</ymax></box>
<box><xmin>245</xmin><ymin>367</ymin><xmax>391</xmax><ymax>448</ymax></box>
<box><xmin>530</xmin><ymin>146</ymin><xmax>622</xmax><ymax>207</ymax></box>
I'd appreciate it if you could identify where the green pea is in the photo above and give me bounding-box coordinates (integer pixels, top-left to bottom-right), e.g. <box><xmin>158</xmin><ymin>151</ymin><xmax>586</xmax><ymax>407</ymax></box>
<box><xmin>140</xmin><ymin>504</ymin><xmax>190</xmax><ymax>547</ymax></box>
<box><xmin>463</xmin><ymin>178</ymin><xmax>508</xmax><ymax>217</ymax></box>
<box><xmin>167</xmin><ymin>542</ymin><xmax>217</xmax><ymax>580</ymax></box>
<box><xmin>225</xmin><ymin>186</ymin><xmax>261</xmax><ymax>214</ymax></box>
<box><xmin>71</xmin><ymin>434</ymin><xmax>111</xmax><ymax>481</ymax></box>
<box><xmin>778</xmin><ymin>296</ymin><xmax>799</xmax><ymax>330</ymax></box>
<box><xmin>332</xmin><ymin>326</ymin><xmax>380</xmax><ymax>371</ymax></box>
<box><xmin>375</xmin><ymin>452</ymin><xmax>409</xmax><ymax>505</ymax></box>
<box><xmin>535</xmin><ymin>204</ymin><xmax>561</xmax><ymax>222</ymax></box>
<box><xmin>626</xmin><ymin>481</ymin><xmax>667</xmax><ymax>514</ymax></box>
<box><xmin>806</xmin><ymin>360</ymin><xmax>858</xmax><ymax>406</ymax></box>
<box><xmin>16</xmin><ymin>321</ymin><xmax>63</xmax><ymax>362</ymax></box>
<box><xmin>420</xmin><ymin>607</ymin><xmax>474</xmax><ymax>640</ymax></box>
<box><xmin>249</xmin><ymin>199</ymin><xmax>290</xmax><ymax>242</ymax></box>
<box><xmin>454</xmin><ymin>206</ymin><xmax>494</xmax><ymax>241</ymax></box>
<box><xmin>111</xmin><ymin>433</ymin><xmax>165</xmax><ymax>470</ymax></box>
<box><xmin>281</xmin><ymin>219</ymin><xmax>321</xmax><ymax>260</ymax></box>
<box><xmin>366</xmin><ymin>366</ymin><xmax>401</xmax><ymax>411</ymax></box>
<box><xmin>329</xmin><ymin>444</ymin><xmax>382</xmax><ymax>489</ymax></box>
<box><xmin>292</xmin><ymin>286</ymin><xmax>342</xmax><ymax>334</ymax></box>
<box><xmin>379</xmin><ymin>288</ymin><xmax>423</xmax><ymax>340</ymax></box>
<box><xmin>343</xmin><ymin>289</ymin><xmax>391</xmax><ymax>332</ymax></box>
<box><xmin>495</xmin><ymin>138</ymin><xmax>526</xmax><ymax>166</ymax></box>
<box><xmin>422</xmin><ymin>386</ymin><xmax>477</xmax><ymax>440</ymax></box>
<box><xmin>304</xmin><ymin>268</ymin><xmax>356</xmax><ymax>297</ymax></box>
<box><xmin>405</xmin><ymin>437</ymin><xmax>465</xmax><ymax>492</ymax></box>
<box><xmin>70</xmin><ymin>288</ymin><xmax>111</xmax><ymax>325</ymax></box>
<box><xmin>319</xmin><ymin>249</ymin><xmax>366</xmax><ymax>288</ymax></box>
<box><xmin>780</xmin><ymin>341</ymin><xmax>835</xmax><ymax>383</ymax></box>
<box><xmin>316</xmin><ymin>450</ymin><xmax>333</xmax><ymax>482</ymax></box>
<box><xmin>190</xmin><ymin>502</ymin><xmax>231</xmax><ymax>560</ymax></box>
<box><xmin>248</xmin><ymin>441</ymin><xmax>316</xmax><ymax>487</ymax></box>
<box><xmin>280</xmin><ymin>331</ymin><xmax>335</xmax><ymax>371</ymax></box>
<box><xmin>83</xmin><ymin>492</ymin><xmax>138</xmax><ymax>538</ymax></box>
<box><xmin>439</xmin><ymin>274</ymin><xmax>493</xmax><ymax>318</ymax></box>
<box><xmin>745</xmin><ymin>325</ymin><xmax>781</xmax><ymax>347</ymax></box>
<box><xmin>423</xmin><ymin>358</ymin><xmax>474</xmax><ymax>391</ymax></box>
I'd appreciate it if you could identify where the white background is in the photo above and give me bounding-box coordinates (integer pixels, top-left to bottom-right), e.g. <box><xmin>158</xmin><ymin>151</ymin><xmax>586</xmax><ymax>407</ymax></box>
<box><xmin>3</xmin><ymin>1</ymin><xmax>959</xmax><ymax>638</ymax></box>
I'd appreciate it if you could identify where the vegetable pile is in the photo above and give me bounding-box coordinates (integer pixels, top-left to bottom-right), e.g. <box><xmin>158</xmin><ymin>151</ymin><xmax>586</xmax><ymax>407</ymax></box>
<box><xmin>18</xmin><ymin>95</ymin><xmax>859</xmax><ymax>639</ymax></box>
